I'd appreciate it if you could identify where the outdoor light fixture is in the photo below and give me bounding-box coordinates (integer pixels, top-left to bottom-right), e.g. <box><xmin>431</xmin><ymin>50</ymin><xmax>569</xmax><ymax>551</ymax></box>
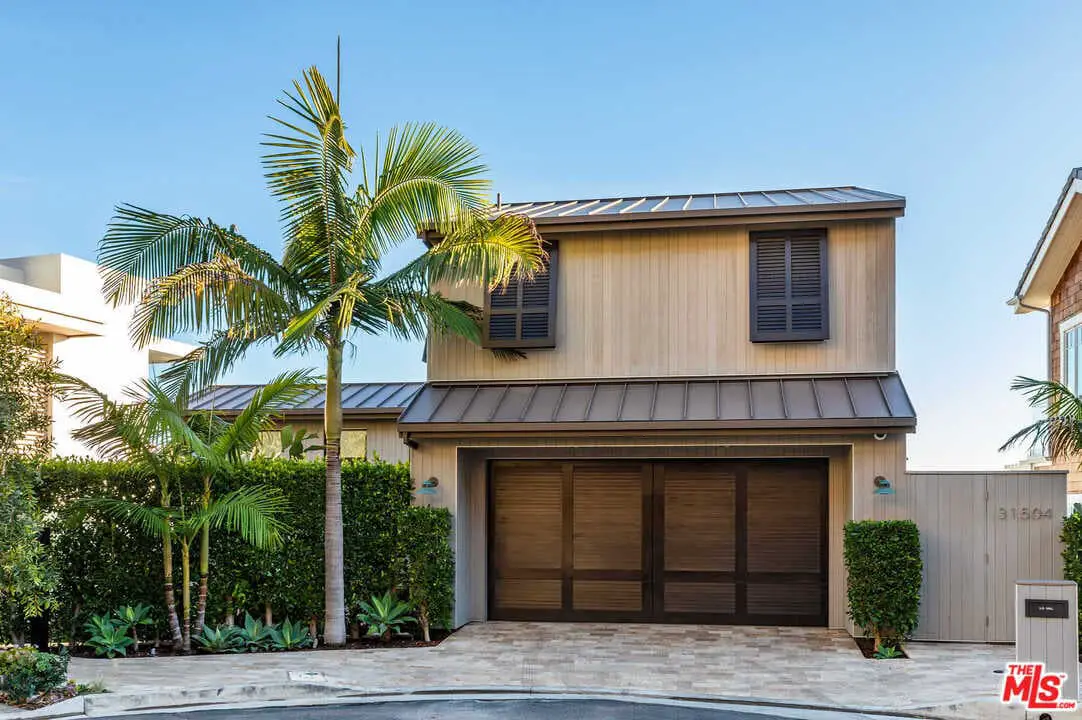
<box><xmin>417</xmin><ymin>476</ymin><xmax>439</xmax><ymax>496</ymax></box>
<box><xmin>873</xmin><ymin>475</ymin><xmax>895</xmax><ymax>495</ymax></box>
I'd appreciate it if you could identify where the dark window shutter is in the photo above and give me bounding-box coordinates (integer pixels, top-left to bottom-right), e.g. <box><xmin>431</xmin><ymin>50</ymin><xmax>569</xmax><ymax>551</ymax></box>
<box><xmin>750</xmin><ymin>231</ymin><xmax>828</xmax><ymax>342</ymax></box>
<box><xmin>484</xmin><ymin>243</ymin><xmax>558</xmax><ymax>348</ymax></box>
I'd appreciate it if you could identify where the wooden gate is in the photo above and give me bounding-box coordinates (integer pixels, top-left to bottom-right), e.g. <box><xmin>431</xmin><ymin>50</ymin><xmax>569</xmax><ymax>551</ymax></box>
<box><xmin>905</xmin><ymin>471</ymin><xmax>1066</xmax><ymax>642</ymax></box>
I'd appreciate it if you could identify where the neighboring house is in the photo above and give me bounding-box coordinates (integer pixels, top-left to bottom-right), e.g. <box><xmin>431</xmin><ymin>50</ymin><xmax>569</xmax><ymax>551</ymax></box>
<box><xmin>188</xmin><ymin>382</ymin><xmax>420</xmax><ymax>463</ymax></box>
<box><xmin>0</xmin><ymin>253</ymin><xmax>193</xmax><ymax>457</ymax></box>
<box><xmin>1010</xmin><ymin>167</ymin><xmax>1082</xmax><ymax>494</ymax></box>
<box><xmin>401</xmin><ymin>186</ymin><xmax>917</xmax><ymax>630</ymax></box>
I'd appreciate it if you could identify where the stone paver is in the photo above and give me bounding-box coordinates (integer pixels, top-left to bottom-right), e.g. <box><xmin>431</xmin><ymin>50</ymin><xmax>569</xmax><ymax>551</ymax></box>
<box><xmin>67</xmin><ymin>622</ymin><xmax>1017</xmax><ymax>712</ymax></box>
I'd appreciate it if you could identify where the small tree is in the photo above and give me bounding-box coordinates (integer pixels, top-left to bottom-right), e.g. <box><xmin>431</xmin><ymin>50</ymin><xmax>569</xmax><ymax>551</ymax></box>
<box><xmin>843</xmin><ymin>520</ymin><xmax>922</xmax><ymax>652</ymax></box>
<box><xmin>397</xmin><ymin>506</ymin><xmax>454</xmax><ymax>642</ymax></box>
<box><xmin>1061</xmin><ymin>510</ymin><xmax>1082</xmax><ymax>643</ymax></box>
<box><xmin>0</xmin><ymin>294</ymin><xmax>57</xmax><ymax>627</ymax></box>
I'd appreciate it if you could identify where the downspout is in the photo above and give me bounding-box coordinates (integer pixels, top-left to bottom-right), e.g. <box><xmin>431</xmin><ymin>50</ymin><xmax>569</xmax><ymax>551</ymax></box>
<box><xmin>1012</xmin><ymin>297</ymin><xmax>1053</xmax><ymax>381</ymax></box>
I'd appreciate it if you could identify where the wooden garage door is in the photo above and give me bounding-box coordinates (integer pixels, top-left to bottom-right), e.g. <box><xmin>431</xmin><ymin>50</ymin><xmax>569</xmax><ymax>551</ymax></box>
<box><xmin>489</xmin><ymin>459</ymin><xmax>827</xmax><ymax>625</ymax></box>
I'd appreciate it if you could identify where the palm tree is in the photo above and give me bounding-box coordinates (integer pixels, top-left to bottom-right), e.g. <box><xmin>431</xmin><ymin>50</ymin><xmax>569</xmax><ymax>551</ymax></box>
<box><xmin>59</xmin><ymin>370</ymin><xmax>313</xmax><ymax>650</ymax></box>
<box><xmin>1001</xmin><ymin>376</ymin><xmax>1082</xmax><ymax>459</ymax></box>
<box><xmin>96</xmin><ymin>65</ymin><xmax>543</xmax><ymax>645</ymax></box>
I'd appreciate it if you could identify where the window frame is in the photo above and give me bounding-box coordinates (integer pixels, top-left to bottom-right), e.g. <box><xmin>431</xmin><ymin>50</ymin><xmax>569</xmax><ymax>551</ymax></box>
<box><xmin>482</xmin><ymin>242</ymin><xmax>558</xmax><ymax>349</ymax></box>
<box><xmin>1060</xmin><ymin>312</ymin><xmax>1082</xmax><ymax>394</ymax></box>
<box><xmin>749</xmin><ymin>229</ymin><xmax>830</xmax><ymax>343</ymax></box>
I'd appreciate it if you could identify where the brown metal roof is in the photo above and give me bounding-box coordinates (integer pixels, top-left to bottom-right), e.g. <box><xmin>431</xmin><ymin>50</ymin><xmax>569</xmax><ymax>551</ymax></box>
<box><xmin>398</xmin><ymin>373</ymin><xmax>916</xmax><ymax>433</ymax></box>
<box><xmin>494</xmin><ymin>186</ymin><xmax>905</xmax><ymax>226</ymax></box>
<box><xmin>190</xmin><ymin>382</ymin><xmax>423</xmax><ymax>416</ymax></box>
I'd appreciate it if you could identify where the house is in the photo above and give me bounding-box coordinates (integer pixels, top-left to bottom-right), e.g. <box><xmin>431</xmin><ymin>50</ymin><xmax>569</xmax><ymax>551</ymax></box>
<box><xmin>0</xmin><ymin>253</ymin><xmax>194</xmax><ymax>457</ymax></box>
<box><xmin>401</xmin><ymin>186</ymin><xmax>917</xmax><ymax>630</ymax></box>
<box><xmin>1010</xmin><ymin>167</ymin><xmax>1082</xmax><ymax>495</ymax></box>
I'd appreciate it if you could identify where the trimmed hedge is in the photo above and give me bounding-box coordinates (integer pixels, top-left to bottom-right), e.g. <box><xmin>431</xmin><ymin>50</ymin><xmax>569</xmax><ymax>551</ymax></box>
<box><xmin>843</xmin><ymin>519</ymin><xmax>922</xmax><ymax>649</ymax></box>
<box><xmin>397</xmin><ymin>506</ymin><xmax>454</xmax><ymax>640</ymax></box>
<box><xmin>34</xmin><ymin>457</ymin><xmax>415</xmax><ymax>644</ymax></box>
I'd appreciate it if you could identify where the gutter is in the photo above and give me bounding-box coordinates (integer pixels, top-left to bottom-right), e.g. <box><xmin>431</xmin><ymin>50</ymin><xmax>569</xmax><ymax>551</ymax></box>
<box><xmin>1008</xmin><ymin>296</ymin><xmax>1053</xmax><ymax>381</ymax></box>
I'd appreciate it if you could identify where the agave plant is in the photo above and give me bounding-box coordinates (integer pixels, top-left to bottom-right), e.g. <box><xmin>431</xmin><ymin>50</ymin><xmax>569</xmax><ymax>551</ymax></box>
<box><xmin>238</xmin><ymin>612</ymin><xmax>278</xmax><ymax>651</ymax></box>
<box><xmin>271</xmin><ymin>618</ymin><xmax>313</xmax><ymax>650</ymax></box>
<box><xmin>357</xmin><ymin>592</ymin><xmax>416</xmax><ymax>642</ymax></box>
<box><xmin>84</xmin><ymin>614</ymin><xmax>135</xmax><ymax>658</ymax></box>
<box><xmin>113</xmin><ymin>603</ymin><xmax>154</xmax><ymax>652</ymax></box>
<box><xmin>194</xmin><ymin>624</ymin><xmax>244</xmax><ymax>653</ymax></box>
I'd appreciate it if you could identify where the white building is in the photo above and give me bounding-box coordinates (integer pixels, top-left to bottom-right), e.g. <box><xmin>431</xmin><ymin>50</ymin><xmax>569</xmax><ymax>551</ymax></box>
<box><xmin>0</xmin><ymin>253</ymin><xmax>193</xmax><ymax>457</ymax></box>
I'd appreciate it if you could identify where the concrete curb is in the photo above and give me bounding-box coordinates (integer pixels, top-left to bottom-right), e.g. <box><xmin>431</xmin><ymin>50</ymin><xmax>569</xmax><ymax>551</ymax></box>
<box><xmin>2</xmin><ymin>683</ymin><xmax>1032</xmax><ymax>720</ymax></box>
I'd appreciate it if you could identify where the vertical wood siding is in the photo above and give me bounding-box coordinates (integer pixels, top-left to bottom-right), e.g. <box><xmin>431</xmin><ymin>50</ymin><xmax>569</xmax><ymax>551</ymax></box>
<box><xmin>427</xmin><ymin>220</ymin><xmax>895</xmax><ymax>381</ymax></box>
<box><xmin>902</xmin><ymin>471</ymin><xmax>1066</xmax><ymax>642</ymax></box>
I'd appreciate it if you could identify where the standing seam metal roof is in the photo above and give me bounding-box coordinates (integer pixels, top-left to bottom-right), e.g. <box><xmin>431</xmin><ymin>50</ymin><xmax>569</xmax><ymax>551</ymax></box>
<box><xmin>189</xmin><ymin>382</ymin><xmax>423</xmax><ymax>414</ymax></box>
<box><xmin>494</xmin><ymin>186</ymin><xmax>904</xmax><ymax>223</ymax></box>
<box><xmin>398</xmin><ymin>373</ymin><xmax>915</xmax><ymax>431</ymax></box>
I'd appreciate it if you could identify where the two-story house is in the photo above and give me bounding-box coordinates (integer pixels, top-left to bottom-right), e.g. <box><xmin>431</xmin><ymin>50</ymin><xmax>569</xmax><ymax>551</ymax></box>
<box><xmin>1</xmin><ymin>253</ymin><xmax>194</xmax><ymax>457</ymax></box>
<box><xmin>1010</xmin><ymin>167</ymin><xmax>1082</xmax><ymax>496</ymax></box>
<box><xmin>399</xmin><ymin>186</ymin><xmax>916</xmax><ymax>631</ymax></box>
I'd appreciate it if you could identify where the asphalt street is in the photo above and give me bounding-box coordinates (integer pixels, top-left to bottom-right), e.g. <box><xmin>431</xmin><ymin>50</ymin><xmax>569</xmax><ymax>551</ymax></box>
<box><xmin>98</xmin><ymin>698</ymin><xmax>896</xmax><ymax>720</ymax></box>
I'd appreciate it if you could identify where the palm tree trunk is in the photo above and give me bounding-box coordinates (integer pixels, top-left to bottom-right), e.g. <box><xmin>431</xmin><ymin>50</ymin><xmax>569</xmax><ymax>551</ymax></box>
<box><xmin>181</xmin><ymin>540</ymin><xmax>192</xmax><ymax>652</ymax></box>
<box><xmin>194</xmin><ymin>476</ymin><xmax>211</xmax><ymax>639</ymax></box>
<box><xmin>161</xmin><ymin>524</ymin><xmax>182</xmax><ymax>647</ymax></box>
<box><xmin>323</xmin><ymin>341</ymin><xmax>346</xmax><ymax>646</ymax></box>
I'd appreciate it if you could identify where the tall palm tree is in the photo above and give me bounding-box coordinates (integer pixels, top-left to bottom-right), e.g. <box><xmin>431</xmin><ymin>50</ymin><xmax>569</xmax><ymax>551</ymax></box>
<box><xmin>1001</xmin><ymin>376</ymin><xmax>1082</xmax><ymax>458</ymax></box>
<box><xmin>96</xmin><ymin>65</ymin><xmax>542</xmax><ymax>645</ymax></box>
<box><xmin>59</xmin><ymin>370</ymin><xmax>313</xmax><ymax>650</ymax></box>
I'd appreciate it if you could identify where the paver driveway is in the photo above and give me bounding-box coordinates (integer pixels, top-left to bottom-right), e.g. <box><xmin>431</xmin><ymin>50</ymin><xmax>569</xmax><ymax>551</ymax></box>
<box><xmin>69</xmin><ymin>622</ymin><xmax>1015</xmax><ymax>712</ymax></box>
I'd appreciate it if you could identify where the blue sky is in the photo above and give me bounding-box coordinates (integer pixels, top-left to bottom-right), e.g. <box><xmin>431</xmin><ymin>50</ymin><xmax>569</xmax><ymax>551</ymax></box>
<box><xmin>2</xmin><ymin>1</ymin><xmax>1080</xmax><ymax>468</ymax></box>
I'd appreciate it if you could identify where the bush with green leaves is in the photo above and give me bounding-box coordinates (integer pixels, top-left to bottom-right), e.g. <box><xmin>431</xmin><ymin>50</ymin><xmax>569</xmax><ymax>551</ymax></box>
<box><xmin>83</xmin><ymin>614</ymin><xmax>134</xmax><ymax>658</ymax></box>
<box><xmin>113</xmin><ymin>604</ymin><xmax>153</xmax><ymax>650</ymax></box>
<box><xmin>1061</xmin><ymin>509</ymin><xmax>1082</xmax><ymax>643</ymax></box>
<box><xmin>397</xmin><ymin>506</ymin><xmax>454</xmax><ymax>641</ymax></box>
<box><xmin>0</xmin><ymin>647</ymin><xmax>68</xmax><ymax>704</ymax></box>
<box><xmin>237</xmin><ymin>613</ymin><xmax>277</xmax><ymax>651</ymax></box>
<box><xmin>29</xmin><ymin>457</ymin><xmax>412</xmax><ymax>646</ymax></box>
<box><xmin>843</xmin><ymin>520</ymin><xmax>923</xmax><ymax>653</ymax></box>
<box><xmin>357</xmin><ymin>592</ymin><xmax>415</xmax><ymax>641</ymax></box>
<box><xmin>272</xmin><ymin>618</ymin><xmax>313</xmax><ymax>650</ymax></box>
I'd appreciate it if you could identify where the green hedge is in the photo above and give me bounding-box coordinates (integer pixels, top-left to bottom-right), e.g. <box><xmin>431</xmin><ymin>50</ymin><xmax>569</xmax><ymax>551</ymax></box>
<box><xmin>397</xmin><ymin>506</ymin><xmax>454</xmax><ymax>639</ymax></box>
<box><xmin>34</xmin><ymin>457</ymin><xmax>415</xmax><ymax>644</ymax></box>
<box><xmin>1061</xmin><ymin>509</ymin><xmax>1082</xmax><ymax>643</ymax></box>
<box><xmin>843</xmin><ymin>519</ymin><xmax>923</xmax><ymax>649</ymax></box>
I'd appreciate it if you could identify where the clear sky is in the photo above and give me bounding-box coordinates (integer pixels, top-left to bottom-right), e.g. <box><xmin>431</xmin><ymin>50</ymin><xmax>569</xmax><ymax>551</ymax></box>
<box><xmin>2</xmin><ymin>1</ymin><xmax>1080</xmax><ymax>469</ymax></box>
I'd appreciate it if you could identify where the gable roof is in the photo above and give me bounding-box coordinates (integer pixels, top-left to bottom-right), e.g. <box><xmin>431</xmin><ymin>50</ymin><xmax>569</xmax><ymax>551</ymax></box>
<box><xmin>494</xmin><ymin>186</ymin><xmax>905</xmax><ymax>226</ymax></box>
<box><xmin>1012</xmin><ymin>167</ymin><xmax>1082</xmax><ymax>312</ymax></box>
<box><xmin>190</xmin><ymin>382</ymin><xmax>423</xmax><ymax>417</ymax></box>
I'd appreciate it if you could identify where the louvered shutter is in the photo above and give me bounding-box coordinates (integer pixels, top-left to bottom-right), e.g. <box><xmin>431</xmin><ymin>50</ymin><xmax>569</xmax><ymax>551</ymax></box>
<box><xmin>750</xmin><ymin>232</ymin><xmax>828</xmax><ymax>342</ymax></box>
<box><xmin>484</xmin><ymin>243</ymin><xmax>557</xmax><ymax>348</ymax></box>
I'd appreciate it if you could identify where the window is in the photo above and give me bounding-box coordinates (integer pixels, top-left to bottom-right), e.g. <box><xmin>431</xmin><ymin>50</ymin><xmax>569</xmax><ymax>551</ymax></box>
<box><xmin>750</xmin><ymin>230</ymin><xmax>829</xmax><ymax>342</ymax></box>
<box><xmin>1062</xmin><ymin>315</ymin><xmax>1082</xmax><ymax>395</ymax></box>
<box><xmin>483</xmin><ymin>243</ymin><xmax>558</xmax><ymax>349</ymax></box>
<box><xmin>341</xmin><ymin>430</ymin><xmax>367</xmax><ymax>459</ymax></box>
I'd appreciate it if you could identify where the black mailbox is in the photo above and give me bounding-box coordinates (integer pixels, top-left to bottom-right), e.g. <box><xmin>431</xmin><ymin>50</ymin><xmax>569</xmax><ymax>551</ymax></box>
<box><xmin>1025</xmin><ymin>598</ymin><xmax>1070</xmax><ymax>619</ymax></box>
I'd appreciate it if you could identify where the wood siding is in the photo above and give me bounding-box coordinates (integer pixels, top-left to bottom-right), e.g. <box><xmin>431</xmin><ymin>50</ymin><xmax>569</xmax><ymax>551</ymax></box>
<box><xmin>280</xmin><ymin>418</ymin><xmax>408</xmax><ymax>463</ymax></box>
<box><xmin>902</xmin><ymin>471</ymin><xmax>1066</xmax><ymax>642</ymax></box>
<box><xmin>427</xmin><ymin>220</ymin><xmax>895</xmax><ymax>381</ymax></box>
<box><xmin>410</xmin><ymin>431</ymin><xmax>907</xmax><ymax>630</ymax></box>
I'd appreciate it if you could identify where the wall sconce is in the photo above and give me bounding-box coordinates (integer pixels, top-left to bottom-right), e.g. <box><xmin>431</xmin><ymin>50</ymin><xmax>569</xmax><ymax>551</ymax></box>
<box><xmin>873</xmin><ymin>475</ymin><xmax>895</xmax><ymax>495</ymax></box>
<box><xmin>416</xmin><ymin>476</ymin><xmax>439</xmax><ymax>496</ymax></box>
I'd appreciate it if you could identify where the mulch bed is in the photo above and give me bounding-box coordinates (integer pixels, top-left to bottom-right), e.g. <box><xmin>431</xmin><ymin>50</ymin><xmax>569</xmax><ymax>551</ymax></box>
<box><xmin>1</xmin><ymin>680</ymin><xmax>82</xmax><ymax>710</ymax></box>
<box><xmin>853</xmin><ymin>636</ymin><xmax>909</xmax><ymax>659</ymax></box>
<box><xmin>67</xmin><ymin>629</ymin><xmax>451</xmax><ymax>659</ymax></box>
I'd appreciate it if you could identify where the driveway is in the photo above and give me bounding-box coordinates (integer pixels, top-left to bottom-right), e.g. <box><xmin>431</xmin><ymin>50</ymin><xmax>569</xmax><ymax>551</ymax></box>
<box><xmin>69</xmin><ymin>622</ymin><xmax>1016</xmax><ymax>713</ymax></box>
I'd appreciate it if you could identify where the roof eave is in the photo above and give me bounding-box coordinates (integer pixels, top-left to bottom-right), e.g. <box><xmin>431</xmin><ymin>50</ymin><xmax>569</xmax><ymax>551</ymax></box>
<box><xmin>399</xmin><ymin>418</ymin><xmax>917</xmax><ymax>436</ymax></box>
<box><xmin>526</xmin><ymin>199</ymin><xmax>905</xmax><ymax>227</ymax></box>
<box><xmin>1014</xmin><ymin>168</ymin><xmax>1082</xmax><ymax>307</ymax></box>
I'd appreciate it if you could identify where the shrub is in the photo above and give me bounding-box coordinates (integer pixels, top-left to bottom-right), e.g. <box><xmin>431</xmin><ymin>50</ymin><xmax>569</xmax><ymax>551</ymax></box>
<box><xmin>1061</xmin><ymin>509</ymin><xmax>1082</xmax><ymax>643</ymax></box>
<box><xmin>397</xmin><ymin>506</ymin><xmax>454</xmax><ymax>641</ymax></box>
<box><xmin>194</xmin><ymin>625</ymin><xmax>244</xmax><ymax>654</ymax></box>
<box><xmin>843</xmin><ymin>519</ymin><xmax>922</xmax><ymax>651</ymax></box>
<box><xmin>357</xmin><ymin>592</ymin><xmax>415</xmax><ymax>641</ymax></box>
<box><xmin>83</xmin><ymin>614</ymin><xmax>133</xmax><ymax>658</ymax></box>
<box><xmin>271</xmin><ymin>618</ymin><xmax>313</xmax><ymax>650</ymax></box>
<box><xmin>0</xmin><ymin>647</ymin><xmax>68</xmax><ymax>704</ymax></box>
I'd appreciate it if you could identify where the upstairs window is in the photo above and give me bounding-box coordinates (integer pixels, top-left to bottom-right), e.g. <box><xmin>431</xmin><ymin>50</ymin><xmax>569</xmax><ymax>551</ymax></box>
<box><xmin>1062</xmin><ymin>315</ymin><xmax>1082</xmax><ymax>395</ymax></box>
<box><xmin>750</xmin><ymin>230</ymin><xmax>829</xmax><ymax>342</ymax></box>
<box><xmin>483</xmin><ymin>243</ymin><xmax>558</xmax><ymax>349</ymax></box>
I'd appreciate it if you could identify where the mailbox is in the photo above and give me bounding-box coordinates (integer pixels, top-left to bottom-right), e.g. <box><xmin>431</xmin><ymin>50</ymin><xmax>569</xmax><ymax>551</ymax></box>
<box><xmin>1016</xmin><ymin>580</ymin><xmax>1079</xmax><ymax>702</ymax></box>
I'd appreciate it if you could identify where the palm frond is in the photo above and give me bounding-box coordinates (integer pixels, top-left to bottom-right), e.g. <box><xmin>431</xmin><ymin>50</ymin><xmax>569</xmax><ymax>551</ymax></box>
<box><xmin>211</xmin><ymin>370</ymin><xmax>321</xmax><ymax>459</ymax></box>
<box><xmin>74</xmin><ymin>497</ymin><xmax>173</xmax><ymax>539</ymax></box>
<box><xmin>156</xmin><ymin>326</ymin><xmax>279</xmax><ymax>396</ymax></box>
<box><xmin>1001</xmin><ymin>377</ymin><xmax>1082</xmax><ymax>459</ymax></box>
<box><xmin>54</xmin><ymin>375</ymin><xmax>158</xmax><ymax>461</ymax></box>
<box><xmin>197</xmin><ymin>485</ymin><xmax>288</xmax><ymax>549</ymax></box>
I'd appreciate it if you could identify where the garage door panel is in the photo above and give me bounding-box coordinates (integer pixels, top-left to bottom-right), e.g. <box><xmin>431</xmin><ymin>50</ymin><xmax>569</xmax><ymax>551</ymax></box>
<box><xmin>663</xmin><ymin>465</ymin><xmax>736</xmax><ymax>572</ymax></box>
<box><xmin>572</xmin><ymin>465</ymin><xmax>644</xmax><ymax>571</ymax></box>
<box><xmin>492</xmin><ymin>464</ymin><xmax>563</xmax><ymax>571</ymax></box>
<box><xmin>574</xmin><ymin>580</ymin><xmax>642</xmax><ymax>611</ymax></box>
<box><xmin>747</xmin><ymin>580</ymin><xmax>824</xmax><ymax>617</ymax></box>
<box><xmin>664</xmin><ymin>582</ymin><xmax>737</xmax><ymax>614</ymax></box>
<box><xmin>495</xmin><ymin>579</ymin><xmax>562</xmax><ymax>610</ymax></box>
<box><xmin>746</xmin><ymin>465</ymin><xmax>825</xmax><ymax>574</ymax></box>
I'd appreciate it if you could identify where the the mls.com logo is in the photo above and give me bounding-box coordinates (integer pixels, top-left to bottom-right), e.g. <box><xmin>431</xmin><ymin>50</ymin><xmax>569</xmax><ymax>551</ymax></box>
<box><xmin>1001</xmin><ymin>662</ymin><xmax>1078</xmax><ymax>713</ymax></box>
